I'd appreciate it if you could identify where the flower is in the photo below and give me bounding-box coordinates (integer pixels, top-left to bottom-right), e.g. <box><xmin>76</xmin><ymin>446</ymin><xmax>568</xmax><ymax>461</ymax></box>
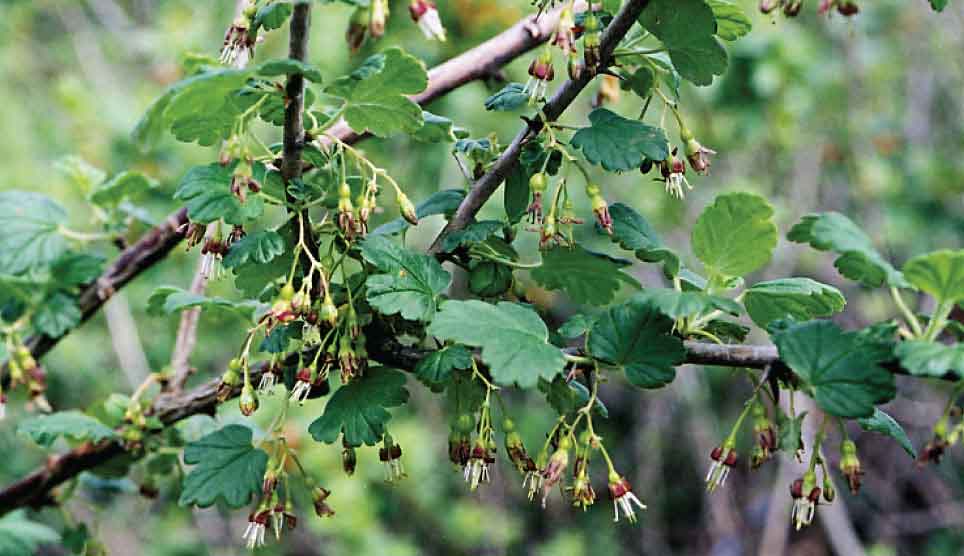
<box><xmin>346</xmin><ymin>6</ymin><xmax>370</xmax><ymax>53</ymax></box>
<box><xmin>370</xmin><ymin>0</ymin><xmax>389</xmax><ymax>39</ymax></box>
<box><xmin>551</xmin><ymin>7</ymin><xmax>576</xmax><ymax>53</ymax></box>
<box><xmin>581</xmin><ymin>12</ymin><xmax>602</xmax><ymax>76</ymax></box>
<box><xmin>522</xmin><ymin>457</ymin><xmax>544</xmax><ymax>501</ymax></box>
<box><xmin>569</xmin><ymin>474</ymin><xmax>596</xmax><ymax>511</ymax></box>
<box><xmin>526</xmin><ymin>172</ymin><xmax>548</xmax><ymax>223</ymax></box>
<box><xmin>220</xmin><ymin>17</ymin><xmax>256</xmax><ymax>69</ymax></box>
<box><xmin>239</xmin><ymin>381</ymin><xmax>259</xmax><ymax>416</ymax></box>
<box><xmin>683</xmin><ymin>135</ymin><xmax>716</xmax><ymax>175</ymax></box>
<box><xmin>290</xmin><ymin>367</ymin><xmax>314</xmax><ymax>405</ymax></box>
<box><xmin>270</xmin><ymin>501</ymin><xmax>297</xmax><ymax>540</ymax></box>
<box><xmin>540</xmin><ymin>437</ymin><xmax>571</xmax><ymax>507</ymax></box>
<box><xmin>838</xmin><ymin>440</ymin><xmax>863</xmax><ymax>494</ymax></box>
<box><xmin>463</xmin><ymin>440</ymin><xmax>492</xmax><ymax>491</ymax></box>
<box><xmin>312</xmin><ymin>486</ymin><xmax>336</xmax><ymax>518</ymax></box>
<box><xmin>503</xmin><ymin>421</ymin><xmax>531</xmax><ymax>473</ymax></box>
<box><xmin>217</xmin><ymin>360</ymin><xmax>242</xmax><ymax>402</ymax></box>
<box><xmin>705</xmin><ymin>444</ymin><xmax>737</xmax><ymax>492</ymax></box>
<box><xmin>397</xmin><ymin>191</ymin><xmax>419</xmax><ymax>226</ymax></box>
<box><xmin>660</xmin><ymin>151</ymin><xmax>692</xmax><ymax>199</ymax></box>
<box><xmin>0</xmin><ymin>392</ymin><xmax>6</xmax><ymax>420</ymax></box>
<box><xmin>790</xmin><ymin>472</ymin><xmax>821</xmax><ymax>530</ymax></box>
<box><xmin>380</xmin><ymin>435</ymin><xmax>406</xmax><ymax>483</ymax></box>
<box><xmin>523</xmin><ymin>48</ymin><xmax>555</xmax><ymax>103</ymax></box>
<box><xmin>257</xmin><ymin>365</ymin><xmax>278</xmax><ymax>394</ymax></box>
<box><xmin>242</xmin><ymin>510</ymin><xmax>268</xmax><ymax>549</ymax></box>
<box><xmin>409</xmin><ymin>0</ymin><xmax>446</xmax><ymax>41</ymax></box>
<box><xmin>585</xmin><ymin>183</ymin><xmax>612</xmax><ymax>234</ymax></box>
<box><xmin>918</xmin><ymin>417</ymin><xmax>950</xmax><ymax>465</ymax></box>
<box><xmin>609</xmin><ymin>473</ymin><xmax>647</xmax><ymax>523</ymax></box>
<box><xmin>342</xmin><ymin>440</ymin><xmax>358</xmax><ymax>476</ymax></box>
<box><xmin>750</xmin><ymin>403</ymin><xmax>777</xmax><ymax>468</ymax></box>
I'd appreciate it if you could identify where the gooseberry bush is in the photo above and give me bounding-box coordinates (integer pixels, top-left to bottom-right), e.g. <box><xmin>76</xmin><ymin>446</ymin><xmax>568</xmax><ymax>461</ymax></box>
<box><xmin>0</xmin><ymin>0</ymin><xmax>961</xmax><ymax>552</ymax></box>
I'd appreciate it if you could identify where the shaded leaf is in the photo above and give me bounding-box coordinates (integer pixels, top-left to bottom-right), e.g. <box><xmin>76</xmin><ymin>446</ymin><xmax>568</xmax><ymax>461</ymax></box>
<box><xmin>360</xmin><ymin>236</ymin><xmax>452</xmax><ymax>322</ymax></box>
<box><xmin>571</xmin><ymin>108</ymin><xmax>668</xmax><ymax>171</ymax></box>
<box><xmin>372</xmin><ymin>189</ymin><xmax>465</xmax><ymax>235</ymax></box>
<box><xmin>179</xmin><ymin>425</ymin><xmax>268</xmax><ymax>508</ymax></box>
<box><xmin>633</xmin><ymin>289</ymin><xmax>742</xmax><ymax>320</ymax></box>
<box><xmin>174</xmin><ymin>163</ymin><xmax>265</xmax><ymax>225</ymax></box>
<box><xmin>223</xmin><ymin>230</ymin><xmax>285</xmax><ymax>269</ymax></box>
<box><xmin>895</xmin><ymin>340</ymin><xmax>964</xmax><ymax>379</ymax></box>
<box><xmin>743</xmin><ymin>278</ymin><xmax>846</xmax><ymax>328</ymax></box>
<box><xmin>902</xmin><ymin>250</ymin><xmax>964</xmax><ymax>305</ymax></box>
<box><xmin>308</xmin><ymin>368</ymin><xmax>410</xmax><ymax>446</ymax></box>
<box><xmin>89</xmin><ymin>171</ymin><xmax>157</xmax><ymax>208</ymax></box>
<box><xmin>256</xmin><ymin>58</ymin><xmax>323</xmax><ymax>82</ymax></box>
<box><xmin>484</xmin><ymin>83</ymin><xmax>528</xmax><ymax>111</ymax></box>
<box><xmin>18</xmin><ymin>411</ymin><xmax>116</xmax><ymax>448</ymax></box>
<box><xmin>858</xmin><ymin>408</ymin><xmax>916</xmax><ymax>459</ymax></box>
<box><xmin>32</xmin><ymin>292</ymin><xmax>82</xmax><ymax>338</ymax></box>
<box><xmin>707</xmin><ymin>0</ymin><xmax>752</xmax><ymax>41</ymax></box>
<box><xmin>426</xmin><ymin>300</ymin><xmax>566</xmax><ymax>388</ymax></box>
<box><xmin>0</xmin><ymin>511</ymin><xmax>59</xmax><ymax>556</ymax></box>
<box><xmin>531</xmin><ymin>246</ymin><xmax>640</xmax><ymax>305</ymax></box>
<box><xmin>639</xmin><ymin>0</ymin><xmax>728</xmax><ymax>85</ymax></box>
<box><xmin>0</xmin><ymin>191</ymin><xmax>68</xmax><ymax>275</ymax></box>
<box><xmin>415</xmin><ymin>345</ymin><xmax>473</xmax><ymax>385</ymax></box>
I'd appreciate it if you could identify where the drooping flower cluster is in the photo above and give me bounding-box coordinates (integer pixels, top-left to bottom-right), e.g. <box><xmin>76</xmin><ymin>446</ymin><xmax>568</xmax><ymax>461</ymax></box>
<box><xmin>409</xmin><ymin>0</ymin><xmax>446</xmax><ymax>41</ymax></box>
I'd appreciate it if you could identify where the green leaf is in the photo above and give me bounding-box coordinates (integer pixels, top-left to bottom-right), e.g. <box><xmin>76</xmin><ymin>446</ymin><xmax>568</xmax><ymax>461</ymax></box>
<box><xmin>415</xmin><ymin>345</ymin><xmax>473</xmax><ymax>385</ymax></box>
<box><xmin>606</xmin><ymin>203</ymin><xmax>681</xmax><ymax>277</ymax></box>
<box><xmin>743</xmin><ymin>278</ymin><xmax>846</xmax><ymax>328</ymax></box>
<box><xmin>633</xmin><ymin>289</ymin><xmax>742</xmax><ymax>320</ymax></box>
<box><xmin>360</xmin><ymin>236</ymin><xmax>452</xmax><ymax>322</ymax></box>
<box><xmin>179</xmin><ymin>424</ymin><xmax>268</xmax><ymax>508</ymax></box>
<box><xmin>326</xmin><ymin>47</ymin><xmax>428</xmax><ymax>137</ymax></box>
<box><xmin>468</xmin><ymin>261</ymin><xmax>514</xmax><ymax>298</ymax></box>
<box><xmin>174</xmin><ymin>163</ymin><xmax>265</xmax><ymax>225</ymax></box>
<box><xmin>692</xmin><ymin>192</ymin><xmax>777</xmax><ymax>278</ymax></box>
<box><xmin>440</xmin><ymin>220</ymin><xmax>503</xmax><ymax>252</ymax></box>
<box><xmin>50</xmin><ymin>252</ymin><xmax>105</xmax><ymax>287</ymax></box>
<box><xmin>903</xmin><ymin>250</ymin><xmax>964</xmax><ymax>305</ymax></box>
<box><xmin>259</xmin><ymin>322</ymin><xmax>301</xmax><ymax>354</ymax></box>
<box><xmin>56</xmin><ymin>156</ymin><xmax>106</xmax><ymax>193</ymax></box>
<box><xmin>773</xmin><ymin>320</ymin><xmax>896</xmax><ymax>418</ymax></box>
<box><xmin>17</xmin><ymin>411</ymin><xmax>117</xmax><ymax>448</ymax></box>
<box><xmin>777</xmin><ymin>411</ymin><xmax>806</xmax><ymax>455</ymax></box>
<box><xmin>559</xmin><ymin>313</ymin><xmax>595</xmax><ymax>338</ymax></box>
<box><xmin>253</xmin><ymin>1</ymin><xmax>293</xmax><ymax>30</ymax></box>
<box><xmin>620</xmin><ymin>66</ymin><xmax>656</xmax><ymax>98</ymax></box>
<box><xmin>133</xmin><ymin>69</ymin><xmax>254</xmax><ymax>148</ymax></box>
<box><xmin>0</xmin><ymin>511</ymin><xmax>59</xmax><ymax>556</ymax></box>
<box><xmin>929</xmin><ymin>0</ymin><xmax>949</xmax><ymax>11</ymax></box>
<box><xmin>147</xmin><ymin>286</ymin><xmax>261</xmax><ymax>320</ymax></box>
<box><xmin>426</xmin><ymin>300</ymin><xmax>566</xmax><ymax>388</ymax></box>
<box><xmin>788</xmin><ymin>212</ymin><xmax>907</xmax><ymax>288</ymax></box>
<box><xmin>256</xmin><ymin>58</ymin><xmax>323</xmax><ymax>82</ymax></box>
<box><xmin>707</xmin><ymin>0</ymin><xmax>752</xmax><ymax>41</ymax></box>
<box><xmin>542</xmin><ymin>376</ymin><xmax>609</xmax><ymax>418</ymax></box>
<box><xmin>589</xmin><ymin>298</ymin><xmax>685</xmax><ymax>389</ymax></box>
<box><xmin>372</xmin><ymin>189</ymin><xmax>465</xmax><ymax>235</ymax></box>
<box><xmin>32</xmin><ymin>292</ymin><xmax>82</xmax><ymax>338</ymax></box>
<box><xmin>308</xmin><ymin>368</ymin><xmax>410</xmax><ymax>446</ymax></box>
<box><xmin>484</xmin><ymin>83</ymin><xmax>528</xmax><ymax>111</ymax></box>
<box><xmin>412</xmin><ymin>111</ymin><xmax>457</xmax><ymax>143</ymax></box>
<box><xmin>858</xmin><ymin>408</ymin><xmax>916</xmax><ymax>459</ymax></box>
<box><xmin>570</xmin><ymin>108</ymin><xmax>668</xmax><ymax>171</ymax></box>
<box><xmin>0</xmin><ymin>191</ymin><xmax>68</xmax><ymax>275</ymax></box>
<box><xmin>88</xmin><ymin>171</ymin><xmax>157</xmax><ymax>208</ymax></box>
<box><xmin>531</xmin><ymin>246</ymin><xmax>640</xmax><ymax>305</ymax></box>
<box><xmin>223</xmin><ymin>230</ymin><xmax>285</xmax><ymax>269</ymax></box>
<box><xmin>895</xmin><ymin>340</ymin><xmax>964</xmax><ymax>379</ymax></box>
<box><xmin>639</xmin><ymin>0</ymin><xmax>728</xmax><ymax>85</ymax></box>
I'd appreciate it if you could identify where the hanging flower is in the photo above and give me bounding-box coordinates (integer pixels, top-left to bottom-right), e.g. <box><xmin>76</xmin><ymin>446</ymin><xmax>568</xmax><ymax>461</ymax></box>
<box><xmin>220</xmin><ymin>16</ymin><xmax>256</xmax><ymax>69</ymax></box>
<box><xmin>569</xmin><ymin>474</ymin><xmax>596</xmax><ymax>511</ymax></box>
<box><xmin>540</xmin><ymin>437</ymin><xmax>571</xmax><ymax>506</ymax></box>
<box><xmin>346</xmin><ymin>6</ymin><xmax>371</xmax><ymax>53</ymax></box>
<box><xmin>660</xmin><ymin>151</ymin><xmax>692</xmax><ymax>199</ymax></box>
<box><xmin>312</xmin><ymin>486</ymin><xmax>336</xmax><ymax>518</ymax></box>
<box><xmin>257</xmin><ymin>363</ymin><xmax>279</xmax><ymax>394</ymax></box>
<box><xmin>409</xmin><ymin>0</ymin><xmax>446</xmax><ymax>41</ymax></box>
<box><xmin>682</xmin><ymin>132</ymin><xmax>716</xmax><ymax>175</ymax></box>
<box><xmin>582</xmin><ymin>12</ymin><xmax>602</xmax><ymax>75</ymax></box>
<box><xmin>216</xmin><ymin>359</ymin><xmax>242</xmax><ymax>402</ymax></box>
<box><xmin>705</xmin><ymin>443</ymin><xmax>737</xmax><ymax>492</ymax></box>
<box><xmin>790</xmin><ymin>472</ymin><xmax>821</xmax><ymax>530</ymax></box>
<box><xmin>523</xmin><ymin>48</ymin><xmax>555</xmax><ymax>103</ymax></box>
<box><xmin>522</xmin><ymin>456</ymin><xmax>544</xmax><ymax>501</ymax></box>
<box><xmin>609</xmin><ymin>473</ymin><xmax>647</xmax><ymax>523</ymax></box>
<box><xmin>463</xmin><ymin>440</ymin><xmax>492</xmax><ymax>490</ymax></box>
<box><xmin>290</xmin><ymin>366</ymin><xmax>314</xmax><ymax>405</ymax></box>
<box><xmin>586</xmin><ymin>183</ymin><xmax>613</xmax><ymax>234</ymax></box>
<box><xmin>370</xmin><ymin>0</ymin><xmax>389</xmax><ymax>39</ymax></box>
<box><xmin>838</xmin><ymin>440</ymin><xmax>863</xmax><ymax>494</ymax></box>
<box><xmin>342</xmin><ymin>440</ymin><xmax>358</xmax><ymax>476</ymax></box>
<box><xmin>551</xmin><ymin>7</ymin><xmax>576</xmax><ymax>54</ymax></box>
<box><xmin>527</xmin><ymin>172</ymin><xmax>548</xmax><ymax>223</ymax></box>
<box><xmin>380</xmin><ymin>435</ymin><xmax>406</xmax><ymax>483</ymax></box>
<box><xmin>242</xmin><ymin>510</ymin><xmax>269</xmax><ymax>549</ymax></box>
<box><xmin>239</xmin><ymin>381</ymin><xmax>259</xmax><ymax>416</ymax></box>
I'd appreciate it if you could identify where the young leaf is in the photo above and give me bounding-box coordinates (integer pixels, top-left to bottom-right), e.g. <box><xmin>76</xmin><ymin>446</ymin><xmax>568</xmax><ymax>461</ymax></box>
<box><xmin>638</xmin><ymin>0</ymin><xmax>728</xmax><ymax>85</ymax></box>
<box><xmin>308</xmin><ymin>367</ymin><xmax>410</xmax><ymax>446</ymax></box>
<box><xmin>256</xmin><ymin>58</ymin><xmax>324</xmax><ymax>82</ymax></box>
<box><xmin>412</xmin><ymin>111</ymin><xmax>457</xmax><ymax>143</ymax></box>
<box><xmin>692</xmin><ymin>192</ymin><xmax>777</xmax><ymax>278</ymax></box>
<box><xmin>50</xmin><ymin>253</ymin><xmax>105</xmax><ymax>287</ymax></box>
<box><xmin>773</xmin><ymin>320</ymin><xmax>896</xmax><ymax>418</ymax></box>
<box><xmin>788</xmin><ymin>212</ymin><xmax>907</xmax><ymax>288</ymax></box>
<box><xmin>179</xmin><ymin>424</ymin><xmax>269</xmax><ymax>508</ymax></box>
<box><xmin>559</xmin><ymin>313</ymin><xmax>595</xmax><ymax>338</ymax></box>
<box><xmin>222</xmin><ymin>230</ymin><xmax>285</xmax><ymax>269</ymax></box>
<box><xmin>902</xmin><ymin>249</ymin><xmax>964</xmax><ymax>305</ymax></box>
<box><xmin>360</xmin><ymin>236</ymin><xmax>452</xmax><ymax>322</ymax></box>
<box><xmin>326</xmin><ymin>47</ymin><xmax>428</xmax><ymax>137</ymax></box>
<box><xmin>259</xmin><ymin>323</ymin><xmax>301</xmax><ymax>354</ymax></box>
<box><xmin>589</xmin><ymin>298</ymin><xmax>685</xmax><ymax>389</ymax></box>
<box><xmin>484</xmin><ymin>83</ymin><xmax>528</xmax><ymax>111</ymax></box>
<box><xmin>895</xmin><ymin>340</ymin><xmax>964</xmax><ymax>379</ymax></box>
<box><xmin>607</xmin><ymin>202</ymin><xmax>681</xmax><ymax>277</ymax></box>
<box><xmin>426</xmin><ymin>300</ymin><xmax>566</xmax><ymax>388</ymax></box>
<box><xmin>570</xmin><ymin>108</ymin><xmax>668</xmax><ymax>171</ymax></box>
<box><xmin>441</xmin><ymin>221</ymin><xmax>503</xmax><ymax>253</ymax></box>
<box><xmin>32</xmin><ymin>292</ymin><xmax>82</xmax><ymax>338</ymax></box>
<box><xmin>253</xmin><ymin>1</ymin><xmax>293</xmax><ymax>30</ymax></box>
<box><xmin>0</xmin><ymin>191</ymin><xmax>68</xmax><ymax>275</ymax></box>
<box><xmin>88</xmin><ymin>171</ymin><xmax>157</xmax><ymax>208</ymax></box>
<box><xmin>415</xmin><ymin>345</ymin><xmax>473</xmax><ymax>385</ymax></box>
<box><xmin>531</xmin><ymin>246</ymin><xmax>641</xmax><ymax>305</ymax></box>
<box><xmin>0</xmin><ymin>511</ymin><xmax>60</xmax><ymax>556</ymax></box>
<box><xmin>372</xmin><ymin>189</ymin><xmax>465</xmax><ymax>235</ymax></box>
<box><xmin>174</xmin><ymin>163</ymin><xmax>265</xmax><ymax>225</ymax></box>
<box><xmin>707</xmin><ymin>0</ymin><xmax>752</xmax><ymax>41</ymax></box>
<box><xmin>743</xmin><ymin>278</ymin><xmax>845</xmax><ymax>328</ymax></box>
<box><xmin>17</xmin><ymin>411</ymin><xmax>117</xmax><ymax>448</ymax></box>
<box><xmin>929</xmin><ymin>0</ymin><xmax>949</xmax><ymax>11</ymax></box>
<box><xmin>620</xmin><ymin>66</ymin><xmax>656</xmax><ymax>98</ymax></box>
<box><xmin>633</xmin><ymin>289</ymin><xmax>742</xmax><ymax>320</ymax></box>
<box><xmin>857</xmin><ymin>408</ymin><xmax>916</xmax><ymax>459</ymax></box>
<box><xmin>146</xmin><ymin>286</ymin><xmax>261</xmax><ymax>320</ymax></box>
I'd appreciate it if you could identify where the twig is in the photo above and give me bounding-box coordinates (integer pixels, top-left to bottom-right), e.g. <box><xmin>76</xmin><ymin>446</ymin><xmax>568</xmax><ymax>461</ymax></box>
<box><xmin>427</xmin><ymin>0</ymin><xmax>654</xmax><ymax>254</ymax></box>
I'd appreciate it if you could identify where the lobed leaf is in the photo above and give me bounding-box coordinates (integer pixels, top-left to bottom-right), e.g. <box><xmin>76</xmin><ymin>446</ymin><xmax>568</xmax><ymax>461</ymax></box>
<box><xmin>179</xmin><ymin>425</ymin><xmax>269</xmax><ymax>508</ymax></box>
<box><xmin>308</xmin><ymin>368</ymin><xmax>410</xmax><ymax>446</ymax></box>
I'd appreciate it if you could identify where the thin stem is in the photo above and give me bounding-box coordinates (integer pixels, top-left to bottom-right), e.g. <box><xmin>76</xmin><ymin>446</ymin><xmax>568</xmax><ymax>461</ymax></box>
<box><xmin>890</xmin><ymin>286</ymin><xmax>923</xmax><ymax>337</ymax></box>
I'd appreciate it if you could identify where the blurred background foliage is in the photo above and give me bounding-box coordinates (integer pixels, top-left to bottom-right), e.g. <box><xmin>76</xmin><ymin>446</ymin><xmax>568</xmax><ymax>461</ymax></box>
<box><xmin>0</xmin><ymin>0</ymin><xmax>962</xmax><ymax>555</ymax></box>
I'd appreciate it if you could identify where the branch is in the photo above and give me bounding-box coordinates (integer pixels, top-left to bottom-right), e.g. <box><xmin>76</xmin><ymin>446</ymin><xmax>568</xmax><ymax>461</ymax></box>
<box><xmin>428</xmin><ymin>0</ymin><xmax>653</xmax><ymax>254</ymax></box>
<box><xmin>1</xmin><ymin>5</ymin><xmax>567</xmax><ymax>378</ymax></box>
